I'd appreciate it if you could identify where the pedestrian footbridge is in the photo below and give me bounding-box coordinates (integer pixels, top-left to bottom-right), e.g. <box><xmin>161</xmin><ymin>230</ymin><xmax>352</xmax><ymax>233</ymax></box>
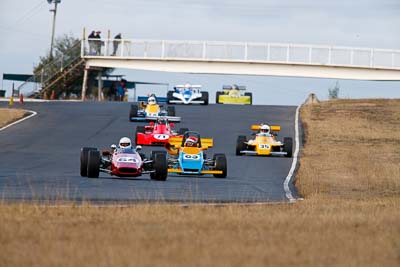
<box><xmin>82</xmin><ymin>39</ymin><xmax>400</xmax><ymax>81</ymax></box>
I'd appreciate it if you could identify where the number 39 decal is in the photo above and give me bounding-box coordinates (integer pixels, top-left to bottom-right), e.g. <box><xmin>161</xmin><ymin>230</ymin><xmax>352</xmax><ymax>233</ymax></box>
<box><xmin>184</xmin><ymin>154</ymin><xmax>200</xmax><ymax>160</ymax></box>
<box><xmin>258</xmin><ymin>144</ymin><xmax>270</xmax><ymax>149</ymax></box>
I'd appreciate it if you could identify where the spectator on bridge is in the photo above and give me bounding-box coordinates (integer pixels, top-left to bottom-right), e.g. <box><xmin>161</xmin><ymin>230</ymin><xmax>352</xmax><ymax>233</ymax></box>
<box><xmin>88</xmin><ymin>30</ymin><xmax>96</xmax><ymax>55</ymax></box>
<box><xmin>94</xmin><ymin>31</ymin><xmax>102</xmax><ymax>55</ymax></box>
<box><xmin>112</xmin><ymin>33</ymin><xmax>122</xmax><ymax>56</ymax></box>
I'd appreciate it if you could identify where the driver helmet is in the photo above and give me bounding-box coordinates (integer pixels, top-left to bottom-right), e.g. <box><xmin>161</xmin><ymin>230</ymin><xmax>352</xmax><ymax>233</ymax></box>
<box><xmin>260</xmin><ymin>124</ymin><xmax>270</xmax><ymax>134</ymax></box>
<box><xmin>119</xmin><ymin>137</ymin><xmax>132</xmax><ymax>149</ymax></box>
<box><xmin>184</xmin><ymin>83</ymin><xmax>191</xmax><ymax>89</ymax></box>
<box><xmin>148</xmin><ymin>96</ymin><xmax>156</xmax><ymax>105</ymax></box>
<box><xmin>185</xmin><ymin>136</ymin><xmax>198</xmax><ymax>147</ymax></box>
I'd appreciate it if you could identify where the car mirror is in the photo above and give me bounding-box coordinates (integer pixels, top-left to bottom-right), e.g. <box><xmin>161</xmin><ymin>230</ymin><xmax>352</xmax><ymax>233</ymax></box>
<box><xmin>111</xmin><ymin>144</ymin><xmax>117</xmax><ymax>150</ymax></box>
<box><xmin>136</xmin><ymin>145</ymin><xmax>142</xmax><ymax>151</ymax></box>
<box><xmin>170</xmin><ymin>123</ymin><xmax>174</xmax><ymax>128</ymax></box>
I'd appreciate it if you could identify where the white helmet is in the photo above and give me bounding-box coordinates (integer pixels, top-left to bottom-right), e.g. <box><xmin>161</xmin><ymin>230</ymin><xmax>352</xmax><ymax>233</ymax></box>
<box><xmin>260</xmin><ymin>124</ymin><xmax>270</xmax><ymax>133</ymax></box>
<box><xmin>184</xmin><ymin>83</ymin><xmax>191</xmax><ymax>89</ymax></box>
<box><xmin>148</xmin><ymin>96</ymin><xmax>156</xmax><ymax>105</ymax></box>
<box><xmin>119</xmin><ymin>137</ymin><xmax>132</xmax><ymax>149</ymax></box>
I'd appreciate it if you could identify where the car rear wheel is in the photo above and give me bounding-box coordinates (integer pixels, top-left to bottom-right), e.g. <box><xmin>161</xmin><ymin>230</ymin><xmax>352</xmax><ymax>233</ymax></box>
<box><xmin>244</xmin><ymin>92</ymin><xmax>252</xmax><ymax>105</ymax></box>
<box><xmin>87</xmin><ymin>150</ymin><xmax>100</xmax><ymax>178</ymax></box>
<box><xmin>213</xmin><ymin>153</ymin><xmax>227</xmax><ymax>178</ymax></box>
<box><xmin>284</xmin><ymin>137</ymin><xmax>293</xmax><ymax>158</ymax></box>
<box><xmin>150</xmin><ymin>151</ymin><xmax>168</xmax><ymax>181</ymax></box>
<box><xmin>201</xmin><ymin>91</ymin><xmax>209</xmax><ymax>105</ymax></box>
<box><xmin>215</xmin><ymin>91</ymin><xmax>221</xmax><ymax>104</ymax></box>
<box><xmin>130</xmin><ymin>105</ymin><xmax>138</xmax><ymax>121</ymax></box>
<box><xmin>236</xmin><ymin>136</ymin><xmax>247</xmax><ymax>156</ymax></box>
<box><xmin>80</xmin><ymin>147</ymin><xmax>97</xmax><ymax>177</ymax></box>
<box><xmin>167</xmin><ymin>91</ymin><xmax>174</xmax><ymax>104</ymax></box>
<box><xmin>167</xmin><ymin>106</ymin><xmax>175</xmax><ymax>116</ymax></box>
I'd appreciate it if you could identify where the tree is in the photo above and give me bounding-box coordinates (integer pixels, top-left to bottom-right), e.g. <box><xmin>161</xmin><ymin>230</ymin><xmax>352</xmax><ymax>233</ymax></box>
<box><xmin>328</xmin><ymin>81</ymin><xmax>340</xmax><ymax>99</ymax></box>
<box><xmin>33</xmin><ymin>33</ymin><xmax>113</xmax><ymax>98</ymax></box>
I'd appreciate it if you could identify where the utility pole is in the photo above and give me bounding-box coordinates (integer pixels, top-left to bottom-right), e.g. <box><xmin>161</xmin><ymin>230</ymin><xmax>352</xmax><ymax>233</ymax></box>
<box><xmin>48</xmin><ymin>0</ymin><xmax>61</xmax><ymax>58</ymax></box>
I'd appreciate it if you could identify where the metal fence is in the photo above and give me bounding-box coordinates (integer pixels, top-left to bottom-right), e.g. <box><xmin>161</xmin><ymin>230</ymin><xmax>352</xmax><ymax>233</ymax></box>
<box><xmin>83</xmin><ymin>39</ymin><xmax>400</xmax><ymax>70</ymax></box>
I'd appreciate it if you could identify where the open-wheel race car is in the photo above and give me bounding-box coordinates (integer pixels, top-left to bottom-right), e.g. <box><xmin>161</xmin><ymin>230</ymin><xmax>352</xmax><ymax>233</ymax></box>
<box><xmin>135</xmin><ymin>117</ymin><xmax>189</xmax><ymax>146</ymax></box>
<box><xmin>216</xmin><ymin>85</ymin><xmax>252</xmax><ymax>105</ymax></box>
<box><xmin>236</xmin><ymin>124</ymin><xmax>293</xmax><ymax>157</ymax></box>
<box><xmin>129</xmin><ymin>94</ymin><xmax>181</xmax><ymax>122</ymax></box>
<box><xmin>167</xmin><ymin>84</ymin><xmax>209</xmax><ymax>105</ymax></box>
<box><xmin>80</xmin><ymin>137</ymin><xmax>168</xmax><ymax>180</ymax></box>
<box><xmin>165</xmin><ymin>131</ymin><xmax>227</xmax><ymax>178</ymax></box>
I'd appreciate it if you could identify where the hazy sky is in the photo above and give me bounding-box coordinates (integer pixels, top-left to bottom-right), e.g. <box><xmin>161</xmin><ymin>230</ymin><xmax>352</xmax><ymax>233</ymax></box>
<box><xmin>0</xmin><ymin>0</ymin><xmax>399</xmax><ymax>104</ymax></box>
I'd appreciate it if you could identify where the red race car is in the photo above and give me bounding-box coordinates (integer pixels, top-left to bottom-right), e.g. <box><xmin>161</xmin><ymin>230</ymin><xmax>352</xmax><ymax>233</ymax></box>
<box><xmin>80</xmin><ymin>137</ymin><xmax>168</xmax><ymax>180</ymax></box>
<box><xmin>135</xmin><ymin>117</ymin><xmax>189</xmax><ymax>146</ymax></box>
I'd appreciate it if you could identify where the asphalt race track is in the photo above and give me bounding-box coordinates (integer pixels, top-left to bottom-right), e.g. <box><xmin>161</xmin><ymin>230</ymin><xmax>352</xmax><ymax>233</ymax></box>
<box><xmin>0</xmin><ymin>101</ymin><xmax>299</xmax><ymax>203</ymax></box>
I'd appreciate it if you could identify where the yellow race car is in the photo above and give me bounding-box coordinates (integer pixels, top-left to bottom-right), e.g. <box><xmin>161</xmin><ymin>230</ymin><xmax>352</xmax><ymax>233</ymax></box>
<box><xmin>215</xmin><ymin>85</ymin><xmax>252</xmax><ymax>105</ymax></box>
<box><xmin>236</xmin><ymin>124</ymin><xmax>292</xmax><ymax>157</ymax></box>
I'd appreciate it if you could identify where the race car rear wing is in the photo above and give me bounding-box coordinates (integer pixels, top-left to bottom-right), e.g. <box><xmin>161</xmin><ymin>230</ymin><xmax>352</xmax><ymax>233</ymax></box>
<box><xmin>223</xmin><ymin>85</ymin><xmax>246</xmax><ymax>90</ymax></box>
<box><xmin>137</xmin><ymin>96</ymin><xmax>168</xmax><ymax>103</ymax></box>
<box><xmin>174</xmin><ymin>85</ymin><xmax>202</xmax><ymax>89</ymax></box>
<box><xmin>168</xmin><ymin>136</ymin><xmax>213</xmax><ymax>149</ymax></box>
<box><xmin>251</xmin><ymin>125</ymin><xmax>281</xmax><ymax>131</ymax></box>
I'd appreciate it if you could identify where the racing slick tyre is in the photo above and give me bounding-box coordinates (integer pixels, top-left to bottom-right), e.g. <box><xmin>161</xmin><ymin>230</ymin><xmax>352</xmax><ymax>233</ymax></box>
<box><xmin>215</xmin><ymin>91</ymin><xmax>221</xmax><ymax>104</ymax></box>
<box><xmin>87</xmin><ymin>150</ymin><xmax>101</xmax><ymax>178</ymax></box>
<box><xmin>213</xmin><ymin>153</ymin><xmax>227</xmax><ymax>178</ymax></box>
<box><xmin>135</xmin><ymin>126</ymin><xmax>145</xmax><ymax>145</ymax></box>
<box><xmin>236</xmin><ymin>136</ymin><xmax>247</xmax><ymax>156</ymax></box>
<box><xmin>167</xmin><ymin>91</ymin><xmax>174</xmax><ymax>104</ymax></box>
<box><xmin>167</xmin><ymin>106</ymin><xmax>176</xmax><ymax>116</ymax></box>
<box><xmin>245</xmin><ymin>92</ymin><xmax>252</xmax><ymax>105</ymax></box>
<box><xmin>129</xmin><ymin>105</ymin><xmax>138</xmax><ymax>121</ymax></box>
<box><xmin>80</xmin><ymin>147</ymin><xmax>97</xmax><ymax>177</ymax></box>
<box><xmin>150</xmin><ymin>151</ymin><xmax>168</xmax><ymax>181</ymax></box>
<box><xmin>283</xmin><ymin>137</ymin><xmax>293</xmax><ymax>158</ymax></box>
<box><xmin>201</xmin><ymin>91</ymin><xmax>209</xmax><ymax>105</ymax></box>
<box><xmin>178</xmin><ymin>128</ymin><xmax>189</xmax><ymax>135</ymax></box>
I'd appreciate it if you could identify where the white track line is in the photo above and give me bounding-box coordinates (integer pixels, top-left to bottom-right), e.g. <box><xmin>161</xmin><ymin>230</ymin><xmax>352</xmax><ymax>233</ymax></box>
<box><xmin>0</xmin><ymin>110</ymin><xmax>38</xmax><ymax>132</ymax></box>
<box><xmin>283</xmin><ymin>105</ymin><xmax>301</xmax><ymax>202</ymax></box>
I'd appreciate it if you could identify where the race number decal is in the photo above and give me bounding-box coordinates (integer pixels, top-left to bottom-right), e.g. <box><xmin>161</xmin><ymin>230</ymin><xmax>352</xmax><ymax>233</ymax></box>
<box><xmin>117</xmin><ymin>157</ymin><xmax>138</xmax><ymax>163</ymax></box>
<box><xmin>258</xmin><ymin>144</ymin><xmax>270</xmax><ymax>149</ymax></box>
<box><xmin>154</xmin><ymin>134</ymin><xmax>169</xmax><ymax>140</ymax></box>
<box><xmin>183</xmin><ymin>154</ymin><xmax>201</xmax><ymax>160</ymax></box>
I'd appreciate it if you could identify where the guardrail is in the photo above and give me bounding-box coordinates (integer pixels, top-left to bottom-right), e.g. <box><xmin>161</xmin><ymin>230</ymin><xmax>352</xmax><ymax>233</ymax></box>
<box><xmin>82</xmin><ymin>39</ymin><xmax>400</xmax><ymax>70</ymax></box>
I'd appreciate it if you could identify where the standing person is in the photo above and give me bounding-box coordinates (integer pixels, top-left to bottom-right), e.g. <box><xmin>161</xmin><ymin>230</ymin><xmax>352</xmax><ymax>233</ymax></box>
<box><xmin>117</xmin><ymin>79</ymin><xmax>127</xmax><ymax>101</ymax></box>
<box><xmin>88</xmin><ymin>30</ymin><xmax>96</xmax><ymax>55</ymax></box>
<box><xmin>94</xmin><ymin>31</ymin><xmax>102</xmax><ymax>55</ymax></box>
<box><xmin>112</xmin><ymin>33</ymin><xmax>122</xmax><ymax>56</ymax></box>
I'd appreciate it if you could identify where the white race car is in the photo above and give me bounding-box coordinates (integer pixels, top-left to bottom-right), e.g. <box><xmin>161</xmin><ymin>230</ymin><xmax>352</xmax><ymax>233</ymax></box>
<box><xmin>167</xmin><ymin>84</ymin><xmax>209</xmax><ymax>105</ymax></box>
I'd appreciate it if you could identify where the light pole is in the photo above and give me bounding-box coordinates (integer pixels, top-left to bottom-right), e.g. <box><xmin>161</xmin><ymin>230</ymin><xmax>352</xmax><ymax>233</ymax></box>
<box><xmin>48</xmin><ymin>0</ymin><xmax>61</xmax><ymax>58</ymax></box>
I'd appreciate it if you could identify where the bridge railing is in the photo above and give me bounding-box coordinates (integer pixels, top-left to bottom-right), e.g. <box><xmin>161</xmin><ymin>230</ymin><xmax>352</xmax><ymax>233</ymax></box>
<box><xmin>82</xmin><ymin>39</ymin><xmax>400</xmax><ymax>70</ymax></box>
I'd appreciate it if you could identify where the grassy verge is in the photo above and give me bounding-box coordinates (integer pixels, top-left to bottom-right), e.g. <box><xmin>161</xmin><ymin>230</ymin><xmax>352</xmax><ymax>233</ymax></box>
<box><xmin>0</xmin><ymin>99</ymin><xmax>399</xmax><ymax>267</ymax></box>
<box><xmin>0</xmin><ymin>108</ymin><xmax>29</xmax><ymax>128</ymax></box>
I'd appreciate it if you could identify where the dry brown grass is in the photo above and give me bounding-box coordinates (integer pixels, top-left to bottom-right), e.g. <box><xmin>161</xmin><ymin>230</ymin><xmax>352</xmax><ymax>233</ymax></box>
<box><xmin>0</xmin><ymin>108</ymin><xmax>28</xmax><ymax>128</ymax></box>
<box><xmin>0</xmin><ymin>99</ymin><xmax>399</xmax><ymax>267</ymax></box>
<box><xmin>1</xmin><ymin>199</ymin><xmax>399</xmax><ymax>267</ymax></box>
<box><xmin>297</xmin><ymin>99</ymin><xmax>400</xmax><ymax>198</ymax></box>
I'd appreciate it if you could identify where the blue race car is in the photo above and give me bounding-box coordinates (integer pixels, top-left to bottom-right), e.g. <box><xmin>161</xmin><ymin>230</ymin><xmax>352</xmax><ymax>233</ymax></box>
<box><xmin>165</xmin><ymin>131</ymin><xmax>227</xmax><ymax>178</ymax></box>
